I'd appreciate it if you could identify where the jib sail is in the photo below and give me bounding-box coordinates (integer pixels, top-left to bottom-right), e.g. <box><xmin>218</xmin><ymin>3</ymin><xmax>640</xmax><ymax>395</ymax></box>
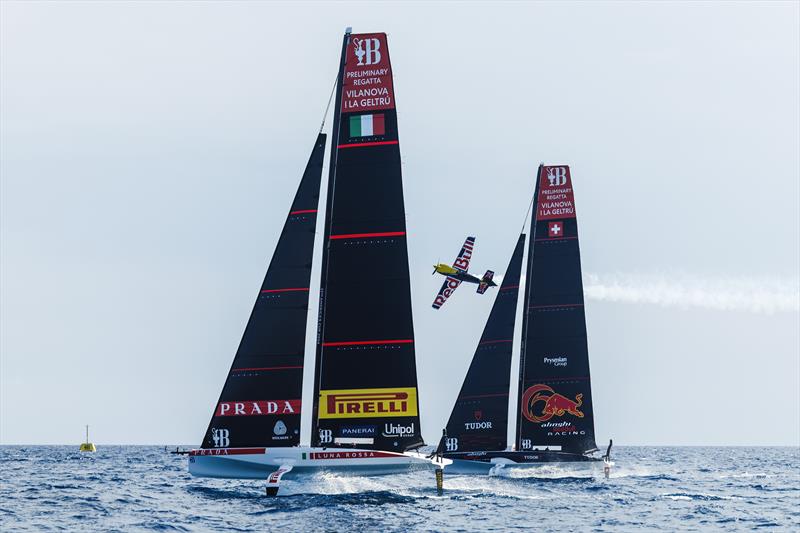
<box><xmin>444</xmin><ymin>235</ymin><xmax>525</xmax><ymax>453</ymax></box>
<box><xmin>312</xmin><ymin>31</ymin><xmax>424</xmax><ymax>451</ymax></box>
<box><xmin>515</xmin><ymin>165</ymin><xmax>597</xmax><ymax>454</ymax></box>
<box><xmin>201</xmin><ymin>134</ymin><xmax>326</xmax><ymax>449</ymax></box>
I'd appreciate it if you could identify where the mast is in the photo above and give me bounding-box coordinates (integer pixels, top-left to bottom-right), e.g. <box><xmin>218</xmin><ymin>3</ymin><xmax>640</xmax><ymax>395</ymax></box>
<box><xmin>200</xmin><ymin>134</ymin><xmax>326</xmax><ymax>449</ymax></box>
<box><xmin>312</xmin><ymin>31</ymin><xmax>424</xmax><ymax>451</ymax></box>
<box><xmin>444</xmin><ymin>235</ymin><xmax>525</xmax><ymax>453</ymax></box>
<box><xmin>515</xmin><ymin>165</ymin><xmax>597</xmax><ymax>454</ymax></box>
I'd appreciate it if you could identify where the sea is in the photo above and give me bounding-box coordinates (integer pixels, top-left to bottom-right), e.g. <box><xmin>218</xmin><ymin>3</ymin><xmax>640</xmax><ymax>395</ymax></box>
<box><xmin>0</xmin><ymin>446</ymin><xmax>798</xmax><ymax>532</ymax></box>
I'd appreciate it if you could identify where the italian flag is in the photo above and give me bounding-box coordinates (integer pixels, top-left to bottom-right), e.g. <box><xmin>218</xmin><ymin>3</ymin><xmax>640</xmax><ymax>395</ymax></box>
<box><xmin>349</xmin><ymin>113</ymin><xmax>385</xmax><ymax>137</ymax></box>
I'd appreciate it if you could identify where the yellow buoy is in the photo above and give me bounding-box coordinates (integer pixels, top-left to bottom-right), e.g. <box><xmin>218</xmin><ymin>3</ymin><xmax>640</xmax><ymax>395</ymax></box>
<box><xmin>79</xmin><ymin>425</ymin><xmax>96</xmax><ymax>452</ymax></box>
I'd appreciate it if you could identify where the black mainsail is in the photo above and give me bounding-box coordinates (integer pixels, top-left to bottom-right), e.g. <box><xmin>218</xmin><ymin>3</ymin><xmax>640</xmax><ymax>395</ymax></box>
<box><xmin>444</xmin><ymin>235</ymin><xmax>525</xmax><ymax>452</ymax></box>
<box><xmin>312</xmin><ymin>32</ymin><xmax>424</xmax><ymax>451</ymax></box>
<box><xmin>515</xmin><ymin>165</ymin><xmax>597</xmax><ymax>454</ymax></box>
<box><xmin>200</xmin><ymin>134</ymin><xmax>326</xmax><ymax>450</ymax></box>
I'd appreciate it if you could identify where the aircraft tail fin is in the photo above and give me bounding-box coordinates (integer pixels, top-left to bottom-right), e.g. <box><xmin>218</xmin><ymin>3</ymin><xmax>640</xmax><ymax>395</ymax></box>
<box><xmin>477</xmin><ymin>270</ymin><xmax>495</xmax><ymax>294</ymax></box>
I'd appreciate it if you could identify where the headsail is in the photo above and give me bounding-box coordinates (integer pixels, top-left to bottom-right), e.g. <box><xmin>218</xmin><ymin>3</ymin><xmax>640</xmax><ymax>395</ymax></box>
<box><xmin>515</xmin><ymin>165</ymin><xmax>597</xmax><ymax>454</ymax></box>
<box><xmin>200</xmin><ymin>134</ymin><xmax>326</xmax><ymax>449</ymax></box>
<box><xmin>312</xmin><ymin>31</ymin><xmax>424</xmax><ymax>451</ymax></box>
<box><xmin>444</xmin><ymin>235</ymin><xmax>525</xmax><ymax>452</ymax></box>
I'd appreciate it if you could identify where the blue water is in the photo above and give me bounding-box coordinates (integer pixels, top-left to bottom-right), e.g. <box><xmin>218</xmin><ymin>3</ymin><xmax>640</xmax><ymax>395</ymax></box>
<box><xmin>1</xmin><ymin>446</ymin><xmax>798</xmax><ymax>531</ymax></box>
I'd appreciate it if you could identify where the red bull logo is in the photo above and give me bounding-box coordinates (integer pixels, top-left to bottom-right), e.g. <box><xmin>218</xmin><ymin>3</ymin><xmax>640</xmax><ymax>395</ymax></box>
<box><xmin>521</xmin><ymin>384</ymin><xmax>584</xmax><ymax>423</ymax></box>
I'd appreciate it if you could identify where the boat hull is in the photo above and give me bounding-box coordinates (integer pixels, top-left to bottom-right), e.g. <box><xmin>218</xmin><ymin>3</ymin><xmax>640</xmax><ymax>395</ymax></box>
<box><xmin>443</xmin><ymin>450</ymin><xmax>603</xmax><ymax>475</ymax></box>
<box><xmin>188</xmin><ymin>447</ymin><xmax>442</xmax><ymax>480</ymax></box>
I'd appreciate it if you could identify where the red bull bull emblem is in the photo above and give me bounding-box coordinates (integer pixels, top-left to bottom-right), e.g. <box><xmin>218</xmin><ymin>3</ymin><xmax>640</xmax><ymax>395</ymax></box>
<box><xmin>521</xmin><ymin>384</ymin><xmax>584</xmax><ymax>423</ymax></box>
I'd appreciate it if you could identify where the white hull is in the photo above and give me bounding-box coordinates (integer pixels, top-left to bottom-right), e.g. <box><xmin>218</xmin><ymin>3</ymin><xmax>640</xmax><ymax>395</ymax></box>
<box><xmin>446</xmin><ymin>457</ymin><xmax>611</xmax><ymax>476</ymax></box>
<box><xmin>188</xmin><ymin>447</ymin><xmax>447</xmax><ymax>480</ymax></box>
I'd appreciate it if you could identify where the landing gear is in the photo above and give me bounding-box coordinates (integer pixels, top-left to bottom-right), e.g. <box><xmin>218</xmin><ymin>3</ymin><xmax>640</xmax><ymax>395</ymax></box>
<box><xmin>435</xmin><ymin>468</ymin><xmax>444</xmax><ymax>496</ymax></box>
<box><xmin>265</xmin><ymin>465</ymin><xmax>293</xmax><ymax>497</ymax></box>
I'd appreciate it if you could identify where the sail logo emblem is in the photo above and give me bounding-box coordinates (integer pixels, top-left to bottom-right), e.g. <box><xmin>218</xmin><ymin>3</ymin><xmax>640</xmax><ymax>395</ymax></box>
<box><xmin>520</xmin><ymin>439</ymin><xmax>532</xmax><ymax>450</ymax></box>
<box><xmin>353</xmin><ymin>37</ymin><xmax>381</xmax><ymax>65</ymax></box>
<box><xmin>211</xmin><ymin>428</ymin><xmax>230</xmax><ymax>448</ymax></box>
<box><xmin>319</xmin><ymin>429</ymin><xmax>333</xmax><ymax>444</ymax></box>
<box><xmin>546</xmin><ymin>167</ymin><xmax>568</xmax><ymax>187</ymax></box>
<box><xmin>548</xmin><ymin>222</ymin><xmax>563</xmax><ymax>238</ymax></box>
<box><xmin>273</xmin><ymin>420</ymin><xmax>287</xmax><ymax>436</ymax></box>
<box><xmin>445</xmin><ymin>437</ymin><xmax>458</xmax><ymax>452</ymax></box>
<box><xmin>318</xmin><ymin>387</ymin><xmax>418</xmax><ymax>419</ymax></box>
<box><xmin>521</xmin><ymin>384</ymin><xmax>584</xmax><ymax>423</ymax></box>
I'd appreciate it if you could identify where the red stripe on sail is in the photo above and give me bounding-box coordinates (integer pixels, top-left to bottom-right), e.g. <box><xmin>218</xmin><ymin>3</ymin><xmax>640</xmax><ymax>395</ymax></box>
<box><xmin>458</xmin><ymin>393</ymin><xmax>509</xmax><ymax>400</ymax></box>
<box><xmin>322</xmin><ymin>339</ymin><xmax>414</xmax><ymax>347</ymax></box>
<box><xmin>289</xmin><ymin>209</ymin><xmax>318</xmax><ymax>215</ymax></box>
<box><xmin>529</xmin><ymin>303</ymin><xmax>584</xmax><ymax>309</ymax></box>
<box><xmin>478</xmin><ymin>339</ymin><xmax>513</xmax><ymax>346</ymax></box>
<box><xmin>337</xmin><ymin>140</ymin><xmax>399</xmax><ymax>149</ymax></box>
<box><xmin>260</xmin><ymin>288</ymin><xmax>310</xmax><ymax>293</ymax></box>
<box><xmin>329</xmin><ymin>231</ymin><xmax>405</xmax><ymax>240</ymax></box>
<box><xmin>231</xmin><ymin>366</ymin><xmax>303</xmax><ymax>372</ymax></box>
<box><xmin>500</xmin><ymin>285</ymin><xmax>519</xmax><ymax>291</ymax></box>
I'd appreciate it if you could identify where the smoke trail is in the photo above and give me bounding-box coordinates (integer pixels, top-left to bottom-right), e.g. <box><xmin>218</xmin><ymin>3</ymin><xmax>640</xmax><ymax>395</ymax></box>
<box><xmin>583</xmin><ymin>273</ymin><xmax>800</xmax><ymax>314</ymax></box>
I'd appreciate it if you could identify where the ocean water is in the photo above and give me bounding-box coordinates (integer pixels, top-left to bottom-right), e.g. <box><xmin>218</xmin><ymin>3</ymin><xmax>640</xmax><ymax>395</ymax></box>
<box><xmin>0</xmin><ymin>446</ymin><xmax>798</xmax><ymax>531</ymax></box>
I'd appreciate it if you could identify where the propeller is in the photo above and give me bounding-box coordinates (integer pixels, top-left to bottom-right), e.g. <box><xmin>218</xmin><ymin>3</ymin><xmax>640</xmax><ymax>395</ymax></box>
<box><xmin>431</xmin><ymin>258</ymin><xmax>440</xmax><ymax>275</ymax></box>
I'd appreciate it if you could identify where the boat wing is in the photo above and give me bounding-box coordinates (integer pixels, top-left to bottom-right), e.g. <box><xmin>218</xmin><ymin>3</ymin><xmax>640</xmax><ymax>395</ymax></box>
<box><xmin>432</xmin><ymin>276</ymin><xmax>461</xmax><ymax>310</ymax></box>
<box><xmin>452</xmin><ymin>236</ymin><xmax>476</xmax><ymax>272</ymax></box>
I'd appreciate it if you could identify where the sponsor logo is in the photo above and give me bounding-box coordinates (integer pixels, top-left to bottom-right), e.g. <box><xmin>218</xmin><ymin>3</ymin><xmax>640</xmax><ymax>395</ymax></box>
<box><xmin>340</xmin><ymin>425</ymin><xmax>376</xmax><ymax>437</ymax></box>
<box><xmin>433</xmin><ymin>277</ymin><xmax>461</xmax><ymax>309</ymax></box>
<box><xmin>520</xmin><ymin>439</ymin><xmax>532</xmax><ymax>450</ymax></box>
<box><xmin>318</xmin><ymin>429</ymin><xmax>333</xmax><ymax>444</ymax></box>
<box><xmin>541</xmin><ymin>420</ymin><xmax>586</xmax><ymax>437</ymax></box>
<box><xmin>546</xmin><ymin>166</ymin><xmax>568</xmax><ymax>187</ymax></box>
<box><xmin>548</xmin><ymin>221</ymin><xmax>563</xmax><ymax>238</ymax></box>
<box><xmin>310</xmin><ymin>451</ymin><xmax>396</xmax><ymax>460</ymax></box>
<box><xmin>523</xmin><ymin>455</ymin><xmax>540</xmax><ymax>460</ymax></box>
<box><xmin>445</xmin><ymin>437</ymin><xmax>459</xmax><ymax>452</ymax></box>
<box><xmin>453</xmin><ymin>239</ymin><xmax>474</xmax><ymax>271</ymax></box>
<box><xmin>382</xmin><ymin>422</ymin><xmax>415</xmax><ymax>438</ymax></box>
<box><xmin>474</xmin><ymin>410</ymin><xmax>482</xmax><ymax>420</ymax></box>
<box><xmin>353</xmin><ymin>37</ymin><xmax>382</xmax><ymax>66</ymax></box>
<box><xmin>215</xmin><ymin>399</ymin><xmax>301</xmax><ymax>417</ymax></box>
<box><xmin>211</xmin><ymin>428</ymin><xmax>230</xmax><ymax>448</ymax></box>
<box><xmin>271</xmin><ymin>420</ymin><xmax>291</xmax><ymax>441</ymax></box>
<box><xmin>521</xmin><ymin>384</ymin><xmax>584</xmax><ymax>423</ymax></box>
<box><xmin>543</xmin><ymin>356</ymin><xmax>568</xmax><ymax>367</ymax></box>
<box><xmin>318</xmin><ymin>388</ymin><xmax>418</xmax><ymax>419</ymax></box>
<box><xmin>464</xmin><ymin>421</ymin><xmax>493</xmax><ymax>430</ymax></box>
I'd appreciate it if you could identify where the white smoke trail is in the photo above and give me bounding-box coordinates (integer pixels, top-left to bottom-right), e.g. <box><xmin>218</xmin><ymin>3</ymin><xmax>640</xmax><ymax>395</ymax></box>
<box><xmin>583</xmin><ymin>273</ymin><xmax>800</xmax><ymax>314</ymax></box>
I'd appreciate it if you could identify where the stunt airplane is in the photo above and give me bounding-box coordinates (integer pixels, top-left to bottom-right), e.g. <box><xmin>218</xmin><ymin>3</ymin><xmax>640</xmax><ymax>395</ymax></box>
<box><xmin>432</xmin><ymin>236</ymin><xmax>497</xmax><ymax>309</ymax></box>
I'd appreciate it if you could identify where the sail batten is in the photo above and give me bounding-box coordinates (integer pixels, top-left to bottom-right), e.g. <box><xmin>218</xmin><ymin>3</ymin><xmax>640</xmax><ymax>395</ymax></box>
<box><xmin>516</xmin><ymin>165</ymin><xmax>597</xmax><ymax>454</ymax></box>
<box><xmin>200</xmin><ymin>133</ymin><xmax>326</xmax><ymax>450</ymax></box>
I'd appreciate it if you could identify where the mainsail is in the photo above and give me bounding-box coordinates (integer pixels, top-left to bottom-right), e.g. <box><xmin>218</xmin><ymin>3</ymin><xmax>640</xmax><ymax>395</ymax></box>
<box><xmin>312</xmin><ymin>32</ymin><xmax>424</xmax><ymax>451</ymax></box>
<box><xmin>515</xmin><ymin>165</ymin><xmax>597</xmax><ymax>454</ymax></box>
<box><xmin>201</xmin><ymin>134</ymin><xmax>326</xmax><ymax>449</ymax></box>
<box><xmin>444</xmin><ymin>235</ymin><xmax>525</xmax><ymax>452</ymax></box>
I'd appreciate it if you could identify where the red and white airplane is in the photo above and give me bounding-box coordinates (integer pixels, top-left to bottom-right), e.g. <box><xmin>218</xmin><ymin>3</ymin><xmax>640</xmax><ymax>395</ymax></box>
<box><xmin>431</xmin><ymin>236</ymin><xmax>497</xmax><ymax>310</ymax></box>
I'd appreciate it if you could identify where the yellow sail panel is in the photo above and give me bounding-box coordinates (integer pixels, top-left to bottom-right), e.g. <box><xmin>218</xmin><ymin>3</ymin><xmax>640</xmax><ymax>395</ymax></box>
<box><xmin>318</xmin><ymin>388</ymin><xmax>418</xmax><ymax>419</ymax></box>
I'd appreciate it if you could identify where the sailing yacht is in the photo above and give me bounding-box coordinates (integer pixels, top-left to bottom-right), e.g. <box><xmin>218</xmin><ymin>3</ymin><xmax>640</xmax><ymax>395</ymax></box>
<box><xmin>188</xmin><ymin>29</ymin><xmax>447</xmax><ymax>495</ymax></box>
<box><xmin>440</xmin><ymin>165</ymin><xmax>612</xmax><ymax>474</ymax></box>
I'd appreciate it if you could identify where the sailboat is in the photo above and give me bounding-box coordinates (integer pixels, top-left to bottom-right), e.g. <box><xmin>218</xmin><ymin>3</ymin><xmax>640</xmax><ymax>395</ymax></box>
<box><xmin>439</xmin><ymin>165</ymin><xmax>612</xmax><ymax>474</ymax></box>
<box><xmin>79</xmin><ymin>425</ymin><xmax>96</xmax><ymax>452</ymax></box>
<box><xmin>188</xmin><ymin>29</ymin><xmax>447</xmax><ymax>495</ymax></box>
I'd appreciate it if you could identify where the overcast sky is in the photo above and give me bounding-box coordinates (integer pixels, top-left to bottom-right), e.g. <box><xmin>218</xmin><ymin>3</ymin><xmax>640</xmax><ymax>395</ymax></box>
<box><xmin>2</xmin><ymin>1</ymin><xmax>798</xmax><ymax>446</ymax></box>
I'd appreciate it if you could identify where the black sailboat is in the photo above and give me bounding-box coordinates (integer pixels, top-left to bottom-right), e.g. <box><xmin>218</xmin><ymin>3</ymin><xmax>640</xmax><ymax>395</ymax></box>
<box><xmin>188</xmin><ymin>29</ymin><xmax>443</xmax><ymax>493</ymax></box>
<box><xmin>441</xmin><ymin>165</ymin><xmax>610</xmax><ymax>473</ymax></box>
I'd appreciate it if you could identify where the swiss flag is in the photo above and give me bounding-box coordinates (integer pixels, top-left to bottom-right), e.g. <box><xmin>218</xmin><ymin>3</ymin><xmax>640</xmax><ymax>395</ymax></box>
<box><xmin>548</xmin><ymin>221</ymin><xmax>564</xmax><ymax>238</ymax></box>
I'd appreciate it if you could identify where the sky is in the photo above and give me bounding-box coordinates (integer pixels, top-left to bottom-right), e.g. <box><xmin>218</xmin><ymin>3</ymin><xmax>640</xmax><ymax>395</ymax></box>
<box><xmin>1</xmin><ymin>1</ymin><xmax>798</xmax><ymax>446</ymax></box>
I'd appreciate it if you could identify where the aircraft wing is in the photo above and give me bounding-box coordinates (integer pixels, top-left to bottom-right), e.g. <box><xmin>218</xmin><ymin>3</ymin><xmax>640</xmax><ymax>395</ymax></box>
<box><xmin>452</xmin><ymin>236</ymin><xmax>476</xmax><ymax>272</ymax></box>
<box><xmin>432</xmin><ymin>276</ymin><xmax>461</xmax><ymax>310</ymax></box>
